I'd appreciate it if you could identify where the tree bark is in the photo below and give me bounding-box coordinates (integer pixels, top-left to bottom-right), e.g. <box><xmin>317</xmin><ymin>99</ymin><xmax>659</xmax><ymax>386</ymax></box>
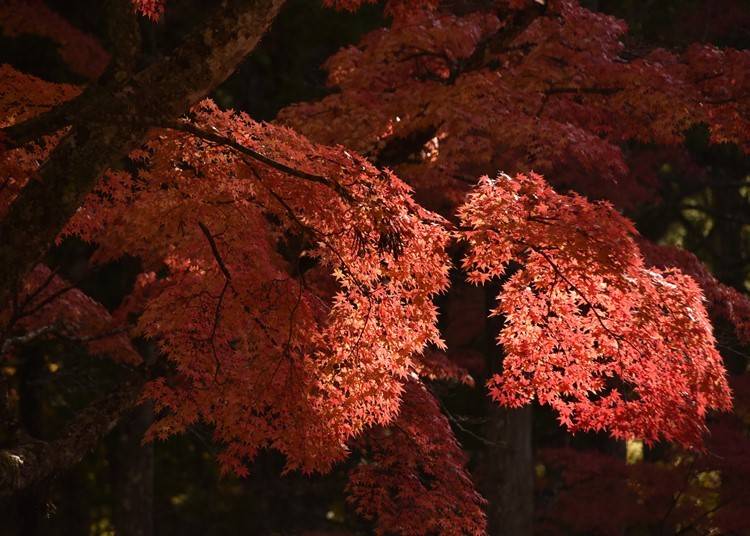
<box><xmin>478</xmin><ymin>405</ymin><xmax>534</xmax><ymax>536</ymax></box>
<box><xmin>0</xmin><ymin>0</ymin><xmax>285</xmax><ymax>307</ymax></box>
<box><xmin>108</xmin><ymin>403</ymin><xmax>154</xmax><ymax>536</ymax></box>
<box><xmin>476</xmin><ymin>286</ymin><xmax>534</xmax><ymax>536</ymax></box>
<box><xmin>440</xmin><ymin>279</ymin><xmax>535</xmax><ymax>535</ymax></box>
<box><xmin>0</xmin><ymin>377</ymin><xmax>143</xmax><ymax>495</ymax></box>
<box><xmin>708</xmin><ymin>174</ymin><xmax>746</xmax><ymax>290</ymax></box>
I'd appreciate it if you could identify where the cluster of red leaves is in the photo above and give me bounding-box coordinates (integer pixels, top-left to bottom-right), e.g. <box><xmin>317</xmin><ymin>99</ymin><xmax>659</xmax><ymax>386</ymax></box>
<box><xmin>457</xmin><ymin>172</ymin><xmax>731</xmax><ymax>446</ymax></box>
<box><xmin>639</xmin><ymin>240</ymin><xmax>750</xmax><ymax>345</ymax></box>
<box><xmin>0</xmin><ymin>1</ymin><xmax>109</xmax><ymax>80</ymax></box>
<box><xmin>280</xmin><ymin>0</ymin><xmax>750</xmax><ymax>210</ymax></box>
<box><xmin>62</xmin><ymin>100</ymin><xmax>452</xmax><ymax>473</ymax></box>
<box><xmin>0</xmin><ymin>65</ymin><xmax>79</xmax><ymax>219</ymax></box>
<box><xmin>536</xmin><ymin>447</ymin><xmax>682</xmax><ymax>535</ymax></box>
<box><xmin>0</xmin><ymin>58</ymin><xmax>735</xmax><ymax>475</ymax></box>
<box><xmin>0</xmin><ymin>66</ymin><xmax>79</xmax><ymax>129</ymax></box>
<box><xmin>131</xmin><ymin>0</ymin><xmax>165</xmax><ymax>21</ymax></box>
<box><xmin>347</xmin><ymin>381</ymin><xmax>486</xmax><ymax>535</ymax></box>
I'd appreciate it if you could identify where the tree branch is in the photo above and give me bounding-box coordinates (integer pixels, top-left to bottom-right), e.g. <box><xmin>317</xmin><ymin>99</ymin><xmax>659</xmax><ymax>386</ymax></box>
<box><xmin>197</xmin><ymin>221</ymin><xmax>233</xmax><ymax>282</ymax></box>
<box><xmin>446</xmin><ymin>1</ymin><xmax>547</xmax><ymax>83</ymax></box>
<box><xmin>2</xmin><ymin>0</ymin><xmax>142</xmax><ymax>148</ymax></box>
<box><xmin>101</xmin><ymin>0</ymin><xmax>142</xmax><ymax>84</ymax></box>
<box><xmin>0</xmin><ymin>0</ymin><xmax>286</xmax><ymax>308</ymax></box>
<box><xmin>0</xmin><ymin>375</ymin><xmax>144</xmax><ymax>495</ymax></box>
<box><xmin>164</xmin><ymin>120</ymin><xmax>355</xmax><ymax>202</ymax></box>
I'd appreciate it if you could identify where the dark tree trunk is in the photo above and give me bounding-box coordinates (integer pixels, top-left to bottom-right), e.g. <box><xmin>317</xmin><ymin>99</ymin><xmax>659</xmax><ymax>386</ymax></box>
<box><xmin>708</xmin><ymin>175</ymin><xmax>746</xmax><ymax>290</ymax></box>
<box><xmin>108</xmin><ymin>403</ymin><xmax>154</xmax><ymax>536</ymax></box>
<box><xmin>477</xmin><ymin>405</ymin><xmax>534</xmax><ymax>536</ymax></box>
<box><xmin>477</xmin><ymin>286</ymin><xmax>534</xmax><ymax>536</ymax></box>
<box><xmin>17</xmin><ymin>346</ymin><xmax>48</xmax><ymax>536</ymax></box>
<box><xmin>441</xmin><ymin>279</ymin><xmax>535</xmax><ymax>535</ymax></box>
<box><xmin>0</xmin><ymin>0</ymin><xmax>286</xmax><ymax>307</ymax></box>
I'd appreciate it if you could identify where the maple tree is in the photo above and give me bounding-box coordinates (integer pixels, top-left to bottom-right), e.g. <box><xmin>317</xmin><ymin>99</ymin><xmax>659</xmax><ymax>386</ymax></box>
<box><xmin>279</xmin><ymin>0</ymin><xmax>750</xmax><ymax>532</ymax></box>
<box><xmin>0</xmin><ymin>0</ymin><xmax>748</xmax><ymax>534</ymax></box>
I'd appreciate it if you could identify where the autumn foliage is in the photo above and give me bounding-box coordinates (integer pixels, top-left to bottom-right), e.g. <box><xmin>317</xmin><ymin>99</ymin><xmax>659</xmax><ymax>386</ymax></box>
<box><xmin>1</xmin><ymin>0</ymin><xmax>749</xmax><ymax>534</ymax></box>
<box><xmin>457</xmin><ymin>172</ymin><xmax>730</xmax><ymax>446</ymax></box>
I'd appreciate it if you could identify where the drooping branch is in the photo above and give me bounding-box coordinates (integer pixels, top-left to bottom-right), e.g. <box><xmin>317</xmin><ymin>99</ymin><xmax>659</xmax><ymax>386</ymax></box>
<box><xmin>0</xmin><ymin>375</ymin><xmax>144</xmax><ymax>495</ymax></box>
<box><xmin>197</xmin><ymin>221</ymin><xmax>233</xmax><ymax>282</ymax></box>
<box><xmin>0</xmin><ymin>0</ymin><xmax>285</xmax><ymax>308</ymax></box>
<box><xmin>164</xmin><ymin>120</ymin><xmax>355</xmax><ymax>202</ymax></box>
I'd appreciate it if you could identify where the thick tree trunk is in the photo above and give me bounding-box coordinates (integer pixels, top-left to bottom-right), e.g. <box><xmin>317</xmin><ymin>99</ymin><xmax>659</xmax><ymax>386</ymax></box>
<box><xmin>709</xmin><ymin>176</ymin><xmax>746</xmax><ymax>290</ymax></box>
<box><xmin>476</xmin><ymin>286</ymin><xmax>534</xmax><ymax>536</ymax></box>
<box><xmin>478</xmin><ymin>405</ymin><xmax>534</xmax><ymax>536</ymax></box>
<box><xmin>0</xmin><ymin>0</ymin><xmax>285</xmax><ymax>307</ymax></box>
<box><xmin>441</xmin><ymin>280</ymin><xmax>535</xmax><ymax>535</ymax></box>
<box><xmin>108</xmin><ymin>403</ymin><xmax>154</xmax><ymax>536</ymax></box>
